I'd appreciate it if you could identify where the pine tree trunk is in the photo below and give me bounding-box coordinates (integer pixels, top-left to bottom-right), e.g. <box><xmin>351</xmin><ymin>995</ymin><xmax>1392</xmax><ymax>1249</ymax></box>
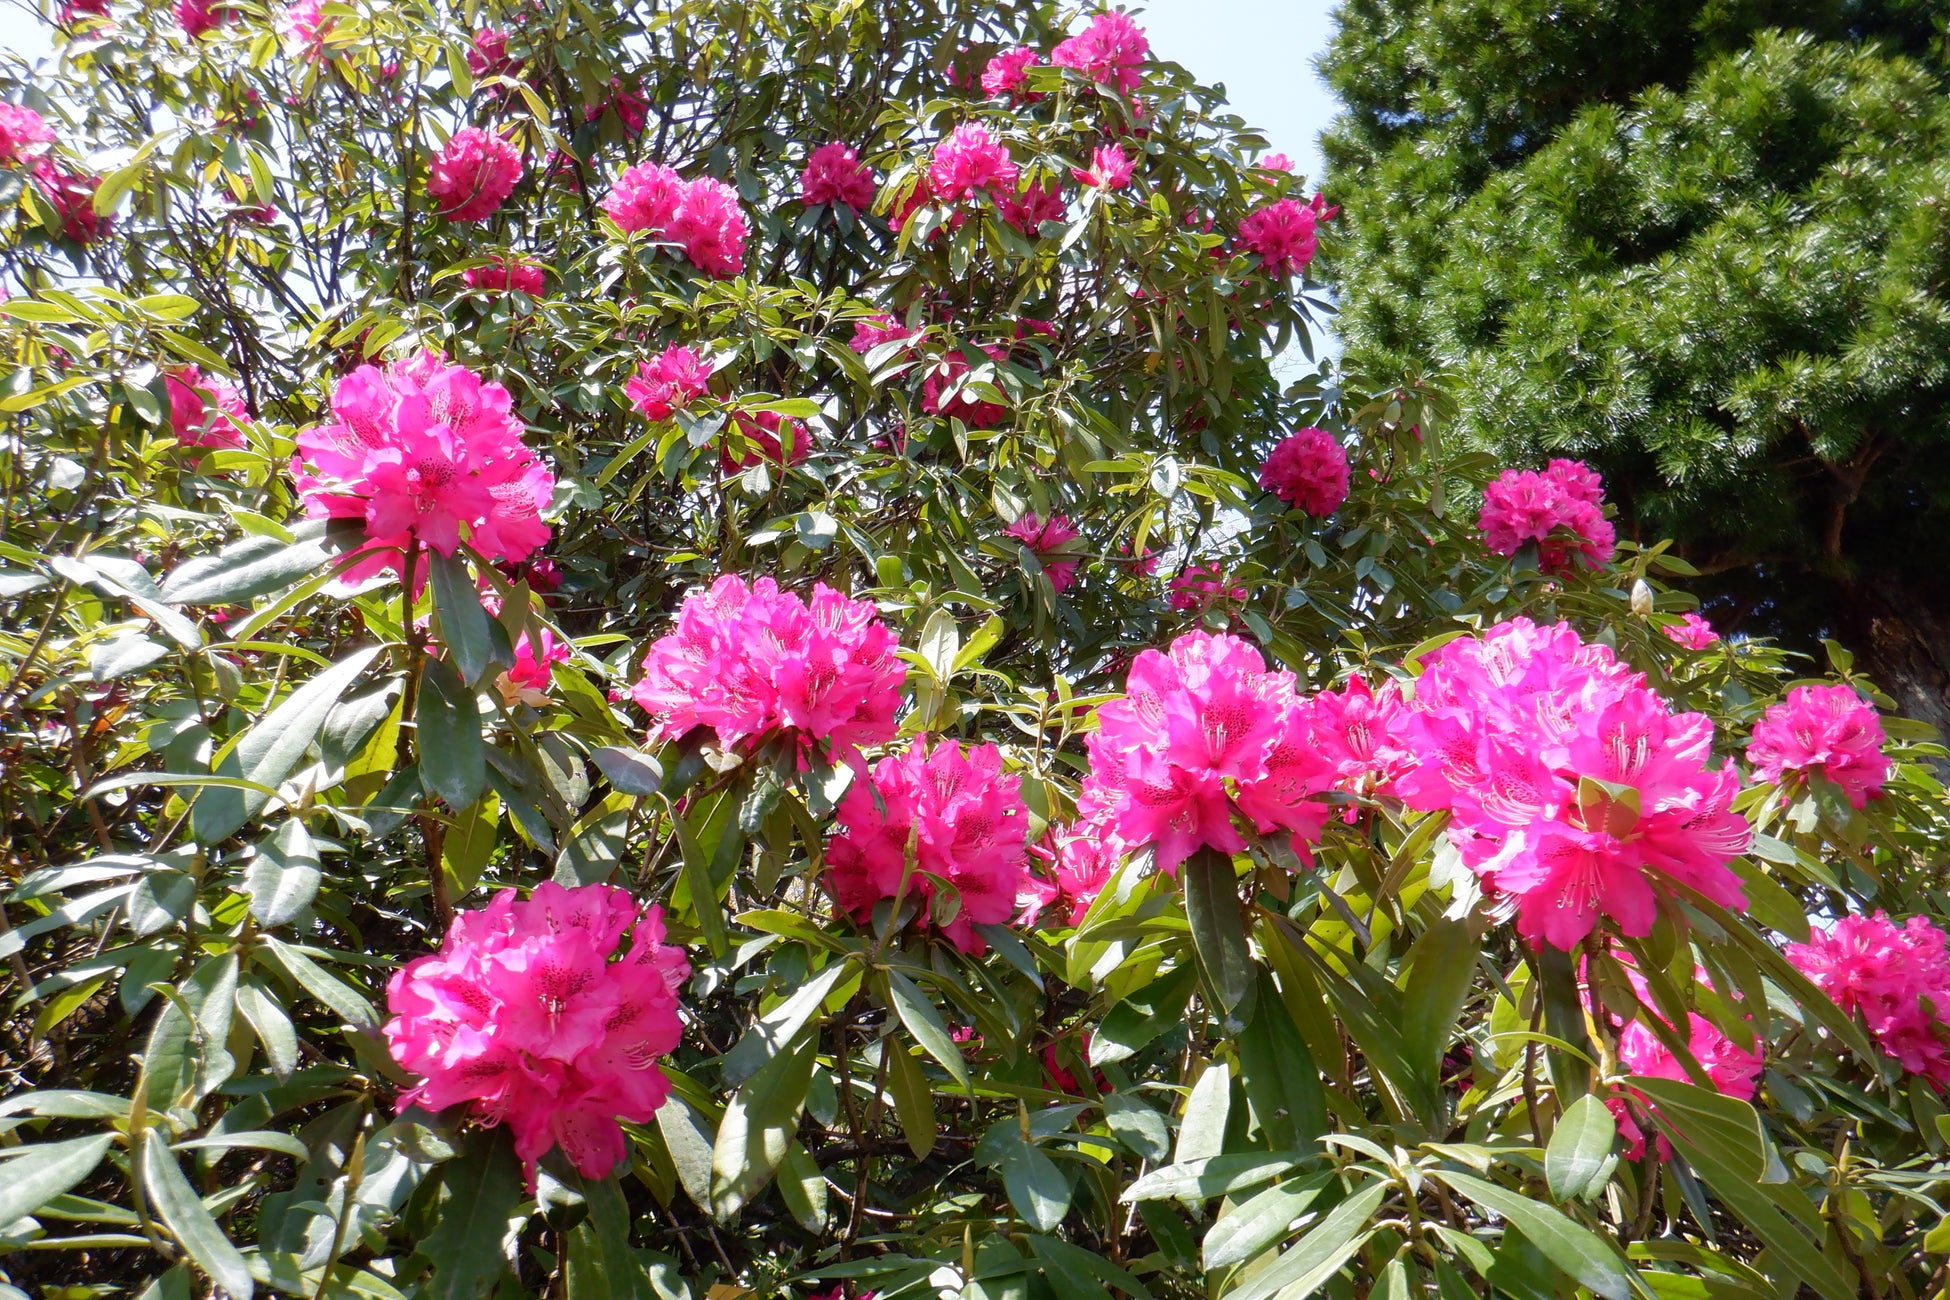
<box><xmin>1838</xmin><ymin>571</ymin><xmax>1950</xmax><ymax>744</ymax></box>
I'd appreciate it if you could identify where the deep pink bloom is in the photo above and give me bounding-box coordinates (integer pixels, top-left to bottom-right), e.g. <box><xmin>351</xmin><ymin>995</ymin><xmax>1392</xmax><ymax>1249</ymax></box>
<box><xmin>1478</xmin><ymin>460</ymin><xmax>1617</xmax><ymax>576</ymax></box>
<box><xmin>849</xmin><ymin>313</ymin><xmax>922</xmax><ymax>355</ymax></box>
<box><xmin>292</xmin><ymin>351</ymin><xmax>554</xmax><ymax>580</ymax></box>
<box><xmin>921</xmin><ymin>345</ymin><xmax>1009</xmax><ymax>429</ymax></box>
<box><xmin>1394</xmin><ymin>618</ymin><xmax>1749</xmax><ymax>950</ymax></box>
<box><xmin>1003</xmin><ymin>511</ymin><xmax>1081</xmax><ymax>593</ymax></box>
<box><xmin>166</xmin><ymin>366</ymin><xmax>250</xmax><ymax>449</ymax></box>
<box><xmin>1787</xmin><ymin>912</ymin><xmax>1950</xmax><ymax>1086</ymax></box>
<box><xmin>501</xmin><ymin>627</ymin><xmax>570</xmax><ymax>703</ymax></box>
<box><xmin>57</xmin><ymin>0</ymin><xmax>111</xmax><ymax>24</ymax></box>
<box><xmin>801</xmin><ymin>142</ymin><xmax>876</xmax><ymax>210</ymax></box>
<box><xmin>1747</xmin><ymin>684</ymin><xmax>1890</xmax><ymax>810</ymax></box>
<box><xmin>998</xmin><ymin>179</ymin><xmax>1064</xmax><ymax>234</ymax></box>
<box><xmin>1167</xmin><ymin>563</ymin><xmax>1244</xmax><ymax>613</ymax></box>
<box><xmin>603</xmin><ymin>162</ymin><xmax>685</xmax><ymax>233</ymax></box>
<box><xmin>722</xmin><ymin>409</ymin><xmax>809</xmax><ymax>472</ymax></box>
<box><xmin>1611</xmin><ymin>1010</ymin><xmax>1761</xmax><ymax>1159</ymax></box>
<box><xmin>276</xmin><ymin>0</ymin><xmax>331</xmax><ymax>56</ymax></box>
<box><xmin>586</xmin><ymin>82</ymin><xmax>648</xmax><ymax>136</ymax></box>
<box><xmin>667</xmin><ymin>177</ymin><xmax>749</xmax><ymax>277</ymax></box>
<box><xmin>630</xmin><ymin>574</ymin><xmax>904</xmax><ymax>768</ymax></box>
<box><xmin>428</xmin><ymin>127</ymin><xmax>522</xmax><ymax>222</ymax></box>
<box><xmin>1307</xmin><ymin>675</ymin><xmax>1413</xmax><ymax>799</ymax></box>
<box><xmin>1073</xmin><ymin>143</ymin><xmax>1133</xmax><ymax>190</ymax></box>
<box><xmin>1663</xmin><ymin>613</ymin><xmax>1719</xmax><ymax>651</ymax></box>
<box><xmin>1050</xmin><ymin>11</ymin><xmax>1149</xmax><ymax>94</ymax></box>
<box><xmin>174</xmin><ymin>0</ymin><xmax>230</xmax><ymax>37</ymax></box>
<box><xmin>1238</xmin><ymin>198</ymin><xmax>1317</xmax><ymax>276</ymax></box>
<box><xmin>625</xmin><ymin>345</ymin><xmax>711</xmax><ymax>421</ymax></box>
<box><xmin>1258</xmin><ymin>153</ymin><xmax>1293</xmax><ymax>172</ymax></box>
<box><xmin>466</xmin><ymin>27</ymin><xmax>519</xmax><ymax>79</ymax></box>
<box><xmin>1259</xmin><ymin>427</ymin><xmax>1349</xmax><ymax>515</ymax></box>
<box><xmin>930</xmin><ymin>123</ymin><xmax>1018</xmax><ymax>204</ymax></box>
<box><xmin>462</xmin><ymin>256</ymin><xmax>546</xmax><ymax>296</ymax></box>
<box><xmin>384</xmin><ymin>883</ymin><xmax>688</xmax><ymax>1185</ymax></box>
<box><xmin>0</xmin><ymin>105</ymin><xmax>56</xmax><ymax>166</ymax></box>
<box><xmin>1080</xmin><ymin>632</ymin><xmax>1335</xmax><ymax>874</ymax></box>
<box><xmin>1026</xmin><ymin>813</ymin><xmax>1123</xmax><ymax>926</ymax></box>
<box><xmin>29</xmin><ymin>160</ymin><xmax>107</xmax><ymax>245</ymax></box>
<box><xmin>828</xmin><ymin>739</ymin><xmax>1030</xmax><ymax>954</ymax></box>
<box><xmin>981</xmin><ymin>47</ymin><xmax>1044</xmax><ymax>100</ymax></box>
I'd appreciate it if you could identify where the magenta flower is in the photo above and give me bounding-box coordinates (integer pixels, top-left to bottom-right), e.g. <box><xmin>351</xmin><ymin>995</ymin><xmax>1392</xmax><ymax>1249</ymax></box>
<box><xmin>801</xmin><ymin>142</ymin><xmax>876</xmax><ymax>210</ymax></box>
<box><xmin>603</xmin><ymin>162</ymin><xmax>686</xmax><ymax>234</ymax></box>
<box><xmin>275</xmin><ymin>0</ymin><xmax>331</xmax><ymax>57</ymax></box>
<box><xmin>428</xmin><ymin>127</ymin><xmax>522</xmax><ymax>222</ymax></box>
<box><xmin>1747</xmin><ymin>683</ymin><xmax>1890</xmax><ymax>809</ymax></box>
<box><xmin>921</xmin><ymin>345</ymin><xmax>1010</xmax><ymax>429</ymax></box>
<box><xmin>1662</xmin><ymin>612</ymin><xmax>1719</xmax><ymax>650</ymax></box>
<box><xmin>1610</xmin><ymin>1010</ymin><xmax>1761</xmax><ymax>1160</ymax></box>
<box><xmin>174</xmin><ymin>0</ymin><xmax>231</xmax><ymax>37</ymax></box>
<box><xmin>0</xmin><ymin>105</ymin><xmax>56</xmax><ymax>167</ymax></box>
<box><xmin>466</xmin><ymin>27</ymin><xmax>519</xmax><ymax>79</ymax></box>
<box><xmin>981</xmin><ymin>47</ymin><xmax>1044</xmax><ymax>101</ymax></box>
<box><xmin>462</xmin><ymin>256</ymin><xmax>546</xmax><ymax>296</ymax></box>
<box><xmin>1003</xmin><ymin>511</ymin><xmax>1081</xmax><ymax>592</ymax></box>
<box><xmin>1050</xmin><ymin>11</ymin><xmax>1149</xmax><ymax>94</ymax></box>
<box><xmin>1259</xmin><ymin>427</ymin><xmax>1349</xmax><ymax>516</ymax></box>
<box><xmin>30</xmin><ymin>159</ymin><xmax>108</xmax><ymax>245</ymax></box>
<box><xmin>498</xmin><ymin>628</ymin><xmax>570</xmax><ymax>706</ymax></box>
<box><xmin>631</xmin><ymin>574</ymin><xmax>905</xmax><ymax>767</ymax></box>
<box><xmin>1238</xmin><ymin>198</ymin><xmax>1318</xmax><ymax>276</ymax></box>
<box><xmin>1307</xmin><ymin>675</ymin><xmax>1413</xmax><ymax>799</ymax></box>
<box><xmin>998</xmin><ymin>178</ymin><xmax>1065</xmax><ymax>234</ymax></box>
<box><xmin>625</xmin><ymin>345</ymin><xmax>712</xmax><ymax>422</ymax></box>
<box><xmin>1167</xmin><ymin>563</ymin><xmax>1244</xmax><ymax>613</ymax></box>
<box><xmin>828</xmin><ymin>739</ymin><xmax>1030</xmax><ymax>954</ymax></box>
<box><xmin>57</xmin><ymin>0</ymin><xmax>110</xmax><ymax>25</ymax></box>
<box><xmin>605</xmin><ymin>167</ymin><xmax>748</xmax><ymax>278</ymax></box>
<box><xmin>1478</xmin><ymin>458</ymin><xmax>1617</xmax><ymax>576</ymax></box>
<box><xmin>849</xmin><ymin>313</ymin><xmax>922</xmax><ymax>355</ymax></box>
<box><xmin>1025</xmin><ymin>813</ymin><xmax>1122</xmax><ymax>927</ymax></box>
<box><xmin>384</xmin><ymin>883</ymin><xmax>689</xmax><ymax>1185</ymax></box>
<box><xmin>722</xmin><ymin>408</ymin><xmax>810</xmax><ymax>472</ymax></box>
<box><xmin>1257</xmin><ymin>153</ymin><xmax>1293</xmax><ymax>172</ymax></box>
<box><xmin>1072</xmin><ymin>143</ymin><xmax>1133</xmax><ymax>190</ymax></box>
<box><xmin>166</xmin><ymin>366</ymin><xmax>250</xmax><ymax>450</ymax></box>
<box><xmin>585</xmin><ymin>81</ymin><xmax>648</xmax><ymax>136</ymax></box>
<box><xmin>930</xmin><ymin>122</ymin><xmax>1018</xmax><ymax>203</ymax></box>
<box><xmin>1787</xmin><ymin>912</ymin><xmax>1950</xmax><ymax>1086</ymax></box>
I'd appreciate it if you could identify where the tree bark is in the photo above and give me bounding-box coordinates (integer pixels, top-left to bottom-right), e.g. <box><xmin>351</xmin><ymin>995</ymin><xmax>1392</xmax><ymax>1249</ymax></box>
<box><xmin>1836</xmin><ymin>569</ymin><xmax>1950</xmax><ymax>746</ymax></box>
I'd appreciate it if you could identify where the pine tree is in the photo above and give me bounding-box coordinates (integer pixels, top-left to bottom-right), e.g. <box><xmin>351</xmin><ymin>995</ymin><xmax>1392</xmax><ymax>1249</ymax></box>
<box><xmin>1322</xmin><ymin>0</ymin><xmax>1950</xmax><ymax>726</ymax></box>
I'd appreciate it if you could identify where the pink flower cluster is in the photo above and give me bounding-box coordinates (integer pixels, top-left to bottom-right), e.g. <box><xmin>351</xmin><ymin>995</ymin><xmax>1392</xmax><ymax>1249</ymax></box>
<box><xmin>1663</xmin><ymin>612</ymin><xmax>1718</xmax><ymax>650</ymax></box>
<box><xmin>276</xmin><ymin>0</ymin><xmax>331</xmax><ymax>57</ymax></box>
<box><xmin>1238</xmin><ymin>197</ymin><xmax>1321</xmax><ymax>277</ymax></box>
<box><xmin>724</xmin><ymin>409</ymin><xmax>809</xmax><ymax>472</ymax></box>
<box><xmin>1050</xmin><ymin>11</ymin><xmax>1149</xmax><ymax>95</ymax></box>
<box><xmin>625</xmin><ymin>344</ymin><xmax>711</xmax><ymax>421</ymax></box>
<box><xmin>1003</xmin><ymin>511</ymin><xmax>1081</xmax><ymax>593</ymax></box>
<box><xmin>167</xmin><ymin>366</ymin><xmax>250</xmax><ymax>450</ymax></box>
<box><xmin>31</xmin><ymin>160</ymin><xmax>108</xmax><ymax>245</ymax></box>
<box><xmin>1611</xmin><ymin>1002</ymin><xmax>1761</xmax><ymax>1159</ymax></box>
<box><xmin>603</xmin><ymin>164</ymin><xmax>749</xmax><ymax>278</ymax></box>
<box><xmin>1167</xmin><ymin>563</ymin><xmax>1244</xmax><ymax>613</ymax></box>
<box><xmin>1746</xmin><ymin>684</ymin><xmax>1890</xmax><ymax>810</ymax></box>
<box><xmin>1394</xmin><ymin>618</ymin><xmax>1749</xmax><ymax>950</ymax></box>
<box><xmin>828</xmin><ymin>739</ymin><xmax>1029</xmax><ymax>954</ymax></box>
<box><xmin>1023</xmin><ymin>811</ymin><xmax>1122</xmax><ymax>927</ymax></box>
<box><xmin>1073</xmin><ymin>144</ymin><xmax>1133</xmax><ymax>191</ymax></box>
<box><xmin>175</xmin><ymin>0</ymin><xmax>230</xmax><ymax>37</ymax></box>
<box><xmin>981</xmin><ymin>48</ymin><xmax>1043</xmax><ymax>101</ymax></box>
<box><xmin>0</xmin><ymin>105</ymin><xmax>56</xmax><ymax>167</ymax></box>
<box><xmin>1478</xmin><ymin>458</ymin><xmax>1617</xmax><ymax>576</ymax></box>
<box><xmin>998</xmin><ymin>179</ymin><xmax>1064</xmax><ymax>234</ymax></box>
<box><xmin>1259</xmin><ymin>427</ymin><xmax>1349</xmax><ymax>516</ymax></box>
<box><xmin>630</xmin><ymin>575</ymin><xmax>904</xmax><ymax>766</ymax></box>
<box><xmin>801</xmin><ymin>142</ymin><xmax>876</xmax><ymax>210</ymax></box>
<box><xmin>467</xmin><ymin>27</ymin><xmax>519</xmax><ymax>79</ymax></box>
<box><xmin>462</xmin><ymin>256</ymin><xmax>546</xmax><ymax>296</ymax></box>
<box><xmin>293</xmin><ymin>351</ymin><xmax>554</xmax><ymax>582</ymax></box>
<box><xmin>1308</xmin><ymin>675</ymin><xmax>1414</xmax><ymax>800</ymax></box>
<box><xmin>1081</xmin><ymin>632</ymin><xmax>1335</xmax><ymax>874</ymax></box>
<box><xmin>384</xmin><ymin>883</ymin><xmax>688</xmax><ymax>1183</ymax></box>
<box><xmin>428</xmin><ymin>127</ymin><xmax>522</xmax><ymax>222</ymax></box>
<box><xmin>930</xmin><ymin>123</ymin><xmax>1018</xmax><ymax>204</ymax></box>
<box><xmin>499</xmin><ymin>627</ymin><xmax>570</xmax><ymax>706</ymax></box>
<box><xmin>921</xmin><ymin>345</ymin><xmax>1009</xmax><ymax>429</ymax></box>
<box><xmin>850</xmin><ymin>313</ymin><xmax>922</xmax><ymax>355</ymax></box>
<box><xmin>1787</xmin><ymin>911</ymin><xmax>1950</xmax><ymax>1086</ymax></box>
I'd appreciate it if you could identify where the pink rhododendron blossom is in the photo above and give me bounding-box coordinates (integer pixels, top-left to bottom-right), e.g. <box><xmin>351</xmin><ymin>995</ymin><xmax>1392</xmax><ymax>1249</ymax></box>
<box><xmin>462</xmin><ymin>256</ymin><xmax>546</xmax><ymax>295</ymax></box>
<box><xmin>1026</xmin><ymin>814</ymin><xmax>1123</xmax><ymax>926</ymax></box>
<box><xmin>981</xmin><ymin>47</ymin><xmax>1043</xmax><ymax>100</ymax></box>
<box><xmin>1050</xmin><ymin>11</ymin><xmax>1149</xmax><ymax>94</ymax></box>
<box><xmin>175</xmin><ymin>0</ymin><xmax>230</xmax><ymax>37</ymax></box>
<box><xmin>998</xmin><ymin>178</ymin><xmax>1064</xmax><ymax>234</ymax></box>
<box><xmin>276</xmin><ymin>0</ymin><xmax>331</xmax><ymax>56</ymax></box>
<box><xmin>722</xmin><ymin>409</ymin><xmax>809</xmax><ymax>472</ymax></box>
<box><xmin>603</xmin><ymin>162</ymin><xmax>685</xmax><ymax>233</ymax></box>
<box><xmin>427</xmin><ymin>127</ymin><xmax>522</xmax><ymax>222</ymax></box>
<box><xmin>1308</xmin><ymin>675</ymin><xmax>1413</xmax><ymax>799</ymax></box>
<box><xmin>586</xmin><ymin>82</ymin><xmax>648</xmax><ymax>136</ymax></box>
<box><xmin>166</xmin><ymin>366</ymin><xmax>250</xmax><ymax>450</ymax></box>
<box><xmin>1478</xmin><ymin>459</ymin><xmax>1617</xmax><ymax>576</ymax></box>
<box><xmin>609</xmin><ymin>171</ymin><xmax>747</xmax><ymax>277</ymax></box>
<box><xmin>1003</xmin><ymin>511</ymin><xmax>1081</xmax><ymax>592</ymax></box>
<box><xmin>1238</xmin><ymin>198</ymin><xmax>1317</xmax><ymax>276</ymax></box>
<box><xmin>625</xmin><ymin>345</ymin><xmax>711</xmax><ymax>421</ymax></box>
<box><xmin>828</xmin><ymin>739</ymin><xmax>1030</xmax><ymax>954</ymax></box>
<box><xmin>1080</xmin><ymin>631</ymin><xmax>1335</xmax><ymax>874</ymax></box>
<box><xmin>1610</xmin><ymin>1010</ymin><xmax>1761</xmax><ymax>1159</ymax></box>
<box><xmin>930</xmin><ymin>123</ymin><xmax>1018</xmax><ymax>203</ymax></box>
<box><xmin>1787</xmin><ymin>912</ymin><xmax>1950</xmax><ymax>1086</ymax></box>
<box><xmin>383</xmin><ymin>883</ymin><xmax>688</xmax><ymax>1185</ymax></box>
<box><xmin>1258</xmin><ymin>153</ymin><xmax>1293</xmax><ymax>172</ymax></box>
<box><xmin>466</xmin><ymin>27</ymin><xmax>518</xmax><ymax>79</ymax></box>
<box><xmin>0</xmin><ymin>105</ymin><xmax>56</xmax><ymax>166</ymax></box>
<box><xmin>1393</xmin><ymin>618</ymin><xmax>1749</xmax><ymax>950</ymax></box>
<box><xmin>1663</xmin><ymin>613</ymin><xmax>1719</xmax><ymax>650</ymax></box>
<box><xmin>1073</xmin><ymin>143</ymin><xmax>1133</xmax><ymax>190</ymax></box>
<box><xmin>801</xmin><ymin>142</ymin><xmax>876</xmax><ymax>210</ymax></box>
<box><xmin>1259</xmin><ymin>427</ymin><xmax>1349</xmax><ymax>516</ymax></box>
<box><xmin>57</xmin><ymin>0</ymin><xmax>110</xmax><ymax>24</ymax></box>
<box><xmin>921</xmin><ymin>345</ymin><xmax>1009</xmax><ymax>429</ymax></box>
<box><xmin>630</xmin><ymin>575</ymin><xmax>904</xmax><ymax>767</ymax></box>
<box><xmin>498</xmin><ymin>628</ymin><xmax>570</xmax><ymax>707</ymax></box>
<box><xmin>292</xmin><ymin>351</ymin><xmax>554</xmax><ymax>582</ymax></box>
<box><xmin>1167</xmin><ymin>563</ymin><xmax>1244</xmax><ymax>613</ymax></box>
<box><xmin>1747</xmin><ymin>684</ymin><xmax>1890</xmax><ymax>810</ymax></box>
<box><xmin>849</xmin><ymin>313</ymin><xmax>921</xmax><ymax>355</ymax></box>
<box><xmin>30</xmin><ymin>160</ymin><xmax>107</xmax><ymax>245</ymax></box>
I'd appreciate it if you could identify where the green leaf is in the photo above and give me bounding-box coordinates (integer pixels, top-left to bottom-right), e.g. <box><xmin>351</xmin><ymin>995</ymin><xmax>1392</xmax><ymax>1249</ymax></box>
<box><xmin>0</xmin><ymin>1135</ymin><xmax>116</xmax><ymax>1230</ymax></box>
<box><xmin>884</xmin><ymin>1038</ymin><xmax>937</xmax><ymax>1159</ymax></box>
<box><xmin>442</xmin><ymin>791</ymin><xmax>500</xmax><ymax>896</ymax></box>
<box><xmin>711</xmin><ymin>1033</ymin><xmax>816</xmax><ymax>1219</ymax></box>
<box><xmin>917</xmin><ymin>607</ymin><xmax>959</xmax><ymax>683</ymax></box>
<box><xmin>777</xmin><ymin>1142</ymin><xmax>828</xmax><ymax>1233</ymax></box>
<box><xmin>1102</xmin><ymin>1093</ymin><xmax>1171</xmax><ymax>1162</ymax></box>
<box><xmin>1545</xmin><ymin>1093</ymin><xmax>1618</xmax><ymax>1203</ymax></box>
<box><xmin>193</xmin><ymin>646</ymin><xmax>381</xmax><ymax>844</ymax></box>
<box><xmin>258</xmin><ymin>936</ymin><xmax>377</xmax><ymax>1028</ymax></box>
<box><xmin>1182</xmin><ymin>846</ymin><xmax>1253</xmax><ymax>1019</ymax></box>
<box><xmin>161</xmin><ymin>525</ymin><xmax>339</xmax><ymax>606</ymax></box>
<box><xmin>1235</xmin><ymin>972</ymin><xmax>1325</xmax><ymax>1152</ymax></box>
<box><xmin>142</xmin><ymin>952</ymin><xmax>238</xmax><ymax>1107</ymax></box>
<box><xmin>1439</xmin><ymin>1171</ymin><xmax>1630</xmax><ymax>1300</ymax></box>
<box><xmin>656</xmin><ymin>1097</ymin><xmax>717</xmax><ymax>1211</ymax></box>
<box><xmin>1401</xmin><ymin>918</ymin><xmax>1478</xmax><ymax>1087</ymax></box>
<box><xmin>1203</xmin><ymin>1172</ymin><xmax>1333</xmax><ymax>1270</ymax></box>
<box><xmin>1125</xmin><ymin>1151</ymin><xmax>1306</xmax><ymax>1204</ymax></box>
<box><xmin>1170</xmin><ymin>1058</ymin><xmax>1231</xmax><ymax>1166</ymax></box>
<box><xmin>127</xmin><ymin>869</ymin><xmax>195</xmax><ymax>936</ymax></box>
<box><xmin>718</xmin><ymin>959</ymin><xmax>851</xmax><ymax>1088</ymax></box>
<box><xmin>1223</xmin><ymin>1179</ymin><xmax>1387</xmax><ymax>1300</ymax></box>
<box><xmin>1090</xmin><ymin>961</ymin><xmax>1197</xmax><ymax>1066</ymax></box>
<box><xmin>562</xmin><ymin>1171</ymin><xmax>651</xmax><ymax>1300</ymax></box>
<box><xmin>883</xmin><ymin>967</ymin><xmax>970</xmax><ymax>1089</ymax></box>
<box><xmin>591</xmin><ymin>746</ymin><xmax>664</xmax><ymax>795</ymax></box>
<box><xmin>1001</xmin><ymin>1139</ymin><xmax>1070</xmax><ymax>1232</ymax></box>
<box><xmin>246</xmin><ymin>819</ymin><xmax>322</xmax><ymax>927</ymax></box>
<box><xmin>421</xmin><ymin>1129</ymin><xmax>522</xmax><ymax>1299</ymax></box>
<box><xmin>235</xmin><ymin>978</ymin><xmax>298</xmax><ymax>1079</ymax></box>
<box><xmin>140</xmin><ymin>1127</ymin><xmax>255</xmax><ymax>1299</ymax></box>
<box><xmin>417</xmin><ymin>656</ymin><xmax>485</xmax><ymax>811</ymax></box>
<box><xmin>429</xmin><ymin>551</ymin><xmax>508</xmax><ymax>688</ymax></box>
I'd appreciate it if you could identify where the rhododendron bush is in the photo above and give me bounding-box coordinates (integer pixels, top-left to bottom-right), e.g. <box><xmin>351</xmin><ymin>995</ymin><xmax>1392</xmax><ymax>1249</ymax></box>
<box><xmin>2</xmin><ymin>3</ymin><xmax>1949</xmax><ymax>1299</ymax></box>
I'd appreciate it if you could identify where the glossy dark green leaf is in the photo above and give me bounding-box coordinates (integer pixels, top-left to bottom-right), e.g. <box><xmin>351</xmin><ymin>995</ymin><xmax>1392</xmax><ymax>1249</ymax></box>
<box><xmin>1223</xmin><ymin>1179</ymin><xmax>1387</xmax><ymax>1300</ymax></box>
<box><xmin>245</xmin><ymin>819</ymin><xmax>321</xmax><ymax>927</ymax></box>
<box><xmin>420</xmin><ymin>1128</ymin><xmax>523</xmax><ymax>1299</ymax></box>
<box><xmin>1544</xmin><ymin>1093</ymin><xmax>1617</xmax><ymax>1203</ymax></box>
<box><xmin>140</xmin><ymin>1128</ymin><xmax>254</xmax><ymax>1299</ymax></box>
<box><xmin>429</xmin><ymin>550</ymin><xmax>509</xmax><ymax>688</ymax></box>
<box><xmin>1182</xmin><ymin>846</ymin><xmax>1253</xmax><ymax>1019</ymax></box>
<box><xmin>1202</xmin><ymin>1172</ymin><xmax>1332</xmax><ymax>1270</ymax></box>
<box><xmin>1440</xmin><ymin>1171</ymin><xmax>1629</xmax><ymax>1300</ymax></box>
<box><xmin>711</xmin><ymin>1033</ymin><xmax>816</xmax><ymax>1219</ymax></box>
<box><xmin>1001</xmin><ymin>1139</ymin><xmax>1070</xmax><ymax>1232</ymax></box>
<box><xmin>417</xmin><ymin>655</ymin><xmax>485</xmax><ymax>811</ymax></box>
<box><xmin>591</xmin><ymin>745</ymin><xmax>664</xmax><ymax>795</ymax></box>
<box><xmin>1090</xmin><ymin>961</ymin><xmax>1197</xmax><ymax>1066</ymax></box>
<box><xmin>718</xmin><ymin>959</ymin><xmax>850</xmax><ymax>1088</ymax></box>
<box><xmin>161</xmin><ymin>524</ymin><xmax>339</xmax><ymax>606</ymax></box>
<box><xmin>1235</xmin><ymin>972</ymin><xmax>1325</xmax><ymax>1152</ymax></box>
<box><xmin>883</xmin><ymin>967</ymin><xmax>970</xmax><ymax>1088</ymax></box>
